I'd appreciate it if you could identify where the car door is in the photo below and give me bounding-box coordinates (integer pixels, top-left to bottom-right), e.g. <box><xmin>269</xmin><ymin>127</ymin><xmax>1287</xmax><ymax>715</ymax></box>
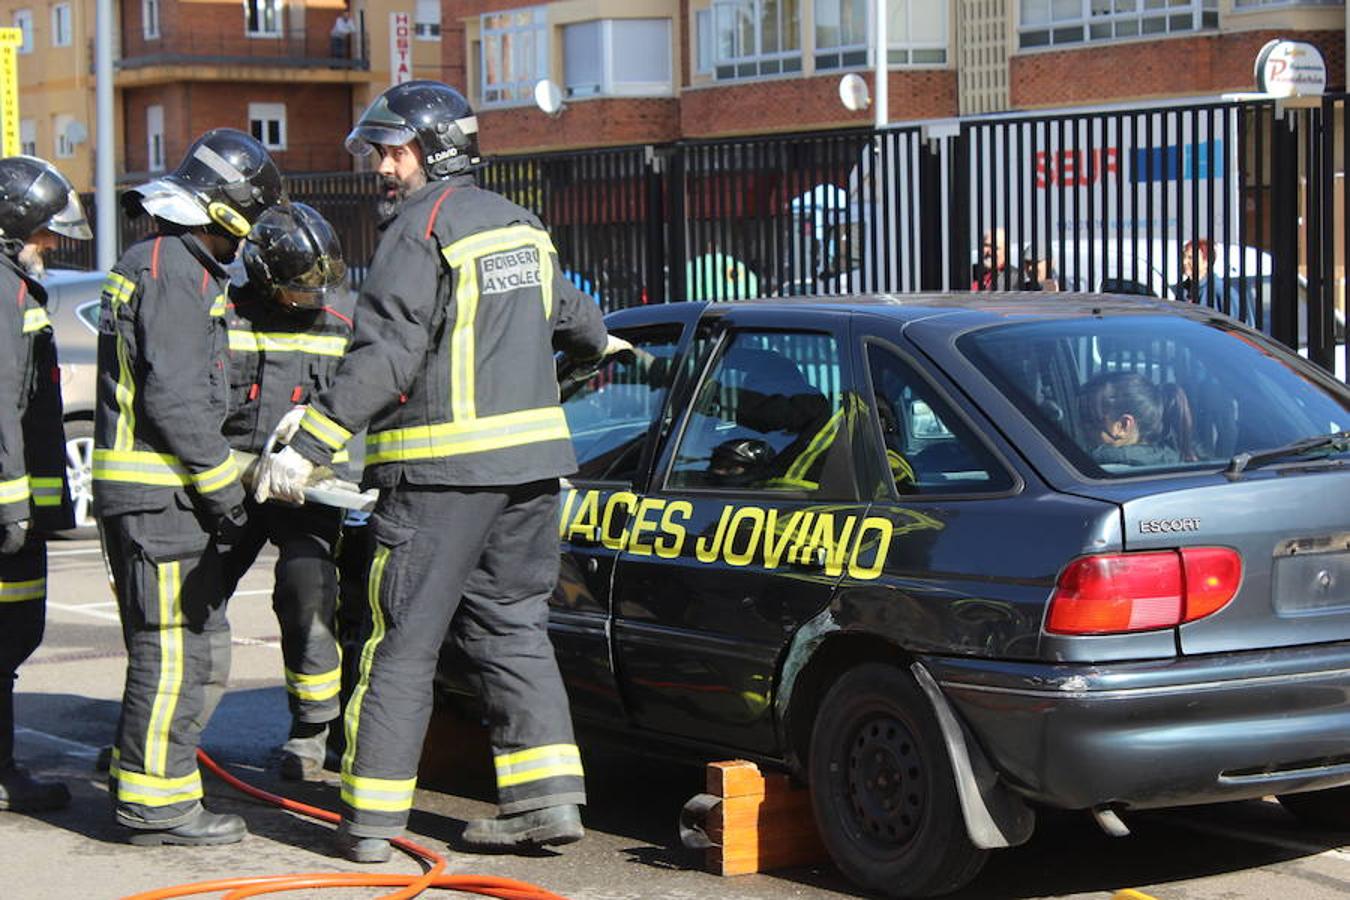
<box><xmin>611</xmin><ymin>307</ymin><xmax>867</xmax><ymax>754</ymax></box>
<box><xmin>548</xmin><ymin>310</ymin><xmax>698</xmax><ymax>724</ymax></box>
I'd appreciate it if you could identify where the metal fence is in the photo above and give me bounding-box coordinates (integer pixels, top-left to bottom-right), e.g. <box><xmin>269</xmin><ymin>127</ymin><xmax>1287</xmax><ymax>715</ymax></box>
<box><xmin>49</xmin><ymin>95</ymin><xmax>1350</xmax><ymax>380</ymax></box>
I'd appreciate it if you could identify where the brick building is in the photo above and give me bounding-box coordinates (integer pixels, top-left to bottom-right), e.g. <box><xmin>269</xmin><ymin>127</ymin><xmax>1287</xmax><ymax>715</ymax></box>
<box><xmin>444</xmin><ymin>0</ymin><xmax>1348</xmax><ymax>156</ymax></box>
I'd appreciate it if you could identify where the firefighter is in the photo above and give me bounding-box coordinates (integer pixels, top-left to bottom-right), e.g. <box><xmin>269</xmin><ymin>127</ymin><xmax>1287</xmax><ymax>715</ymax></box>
<box><xmin>220</xmin><ymin>202</ymin><xmax>353</xmax><ymax>781</ymax></box>
<box><xmin>96</xmin><ymin>129</ymin><xmax>284</xmax><ymax>845</ymax></box>
<box><xmin>253</xmin><ymin>81</ymin><xmax>621</xmax><ymax>862</ymax></box>
<box><xmin>0</xmin><ymin>156</ymin><xmax>88</xmax><ymax>812</ymax></box>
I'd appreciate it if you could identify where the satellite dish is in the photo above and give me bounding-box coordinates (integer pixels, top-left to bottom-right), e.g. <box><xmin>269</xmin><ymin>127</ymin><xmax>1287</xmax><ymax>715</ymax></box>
<box><xmin>839</xmin><ymin>74</ymin><xmax>870</xmax><ymax>112</ymax></box>
<box><xmin>534</xmin><ymin>79</ymin><xmax>565</xmax><ymax>117</ymax></box>
<box><xmin>64</xmin><ymin>120</ymin><xmax>88</xmax><ymax>146</ymax></box>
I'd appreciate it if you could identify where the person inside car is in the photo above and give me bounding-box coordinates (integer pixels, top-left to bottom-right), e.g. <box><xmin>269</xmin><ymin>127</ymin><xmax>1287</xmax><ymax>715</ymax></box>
<box><xmin>1081</xmin><ymin>372</ymin><xmax>1195</xmax><ymax>467</ymax></box>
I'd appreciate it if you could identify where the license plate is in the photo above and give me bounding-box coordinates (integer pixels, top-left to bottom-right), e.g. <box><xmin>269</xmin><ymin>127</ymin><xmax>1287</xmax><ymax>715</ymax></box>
<box><xmin>1274</xmin><ymin>550</ymin><xmax>1350</xmax><ymax>615</ymax></box>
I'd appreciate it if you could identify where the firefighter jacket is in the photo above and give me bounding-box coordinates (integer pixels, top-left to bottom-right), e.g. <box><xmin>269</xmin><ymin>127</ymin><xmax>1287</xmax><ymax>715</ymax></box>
<box><xmin>223</xmin><ymin>280</ymin><xmax>357</xmax><ymax>478</ymax></box>
<box><xmin>288</xmin><ymin>177</ymin><xmax>608</xmax><ymax>488</ymax></box>
<box><xmin>93</xmin><ymin>231</ymin><xmax>244</xmax><ymax>518</ymax></box>
<box><xmin>0</xmin><ymin>255</ymin><xmax>74</xmax><ymax>531</ymax></box>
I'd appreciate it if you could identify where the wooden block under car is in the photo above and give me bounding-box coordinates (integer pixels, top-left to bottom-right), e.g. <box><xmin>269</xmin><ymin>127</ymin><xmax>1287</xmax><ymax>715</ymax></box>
<box><xmin>704</xmin><ymin>759</ymin><xmax>830</xmax><ymax>877</ymax></box>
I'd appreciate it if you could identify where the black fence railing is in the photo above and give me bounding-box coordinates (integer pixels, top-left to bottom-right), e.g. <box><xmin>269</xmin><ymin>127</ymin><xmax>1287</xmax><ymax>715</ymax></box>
<box><xmin>51</xmin><ymin>95</ymin><xmax>1349</xmax><ymax>381</ymax></box>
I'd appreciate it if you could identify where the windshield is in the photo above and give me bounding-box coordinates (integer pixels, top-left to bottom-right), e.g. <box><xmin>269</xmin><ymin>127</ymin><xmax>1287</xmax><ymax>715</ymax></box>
<box><xmin>958</xmin><ymin>316</ymin><xmax>1350</xmax><ymax>479</ymax></box>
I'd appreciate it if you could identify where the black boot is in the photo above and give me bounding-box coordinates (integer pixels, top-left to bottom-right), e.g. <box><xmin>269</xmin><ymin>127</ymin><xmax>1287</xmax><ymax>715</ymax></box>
<box><xmin>279</xmin><ymin>721</ymin><xmax>329</xmax><ymax>782</ymax></box>
<box><xmin>125</xmin><ymin>808</ymin><xmax>247</xmax><ymax>846</ymax></box>
<box><xmin>334</xmin><ymin>820</ymin><xmax>392</xmax><ymax>863</ymax></box>
<box><xmin>460</xmin><ymin>804</ymin><xmax>583</xmax><ymax>852</ymax></box>
<box><xmin>0</xmin><ymin>763</ymin><xmax>71</xmax><ymax>812</ymax></box>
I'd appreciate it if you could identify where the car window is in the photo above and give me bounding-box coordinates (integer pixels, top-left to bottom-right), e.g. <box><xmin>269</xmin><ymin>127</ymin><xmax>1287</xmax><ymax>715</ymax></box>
<box><xmin>866</xmin><ymin>344</ymin><xmax>1013</xmax><ymax>495</ymax></box>
<box><xmin>959</xmin><ymin>316</ymin><xmax>1350</xmax><ymax>479</ymax></box>
<box><xmin>559</xmin><ymin>326</ymin><xmax>682</xmax><ymax>483</ymax></box>
<box><xmin>75</xmin><ymin>300</ymin><xmax>101</xmax><ymax>334</ymax></box>
<box><xmin>666</xmin><ymin>330</ymin><xmax>851</xmax><ymax>497</ymax></box>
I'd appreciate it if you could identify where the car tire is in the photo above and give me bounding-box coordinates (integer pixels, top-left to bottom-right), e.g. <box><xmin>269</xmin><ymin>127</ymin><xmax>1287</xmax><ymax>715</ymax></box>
<box><xmin>808</xmin><ymin>662</ymin><xmax>988</xmax><ymax>898</ymax></box>
<box><xmin>1276</xmin><ymin>786</ymin><xmax>1350</xmax><ymax>830</ymax></box>
<box><xmin>60</xmin><ymin>417</ymin><xmax>98</xmax><ymax>540</ymax></box>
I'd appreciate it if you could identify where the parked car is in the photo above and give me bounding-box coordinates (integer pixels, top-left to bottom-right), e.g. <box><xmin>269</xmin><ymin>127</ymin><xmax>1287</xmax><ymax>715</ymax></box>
<box><xmin>39</xmin><ymin>268</ymin><xmax>103</xmax><ymax>537</ymax></box>
<box><xmin>438</xmin><ymin>293</ymin><xmax>1350</xmax><ymax>897</ymax></box>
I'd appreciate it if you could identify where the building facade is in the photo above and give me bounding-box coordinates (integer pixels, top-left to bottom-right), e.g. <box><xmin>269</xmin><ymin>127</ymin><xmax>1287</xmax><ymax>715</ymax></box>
<box><xmin>3</xmin><ymin>0</ymin><xmax>446</xmax><ymax>189</ymax></box>
<box><xmin>446</xmin><ymin>0</ymin><xmax>1348</xmax><ymax>155</ymax></box>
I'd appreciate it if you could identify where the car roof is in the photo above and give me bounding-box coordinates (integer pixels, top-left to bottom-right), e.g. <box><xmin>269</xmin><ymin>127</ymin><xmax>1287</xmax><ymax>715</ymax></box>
<box><xmin>40</xmin><ymin>268</ymin><xmax>104</xmax><ymax>286</ymax></box>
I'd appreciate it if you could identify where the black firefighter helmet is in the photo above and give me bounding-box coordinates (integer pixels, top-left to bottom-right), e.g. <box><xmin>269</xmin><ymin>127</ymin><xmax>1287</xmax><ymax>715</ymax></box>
<box><xmin>242</xmin><ymin>202</ymin><xmax>346</xmax><ymax>312</ymax></box>
<box><xmin>346</xmin><ymin>80</ymin><xmax>481</xmax><ymax>180</ymax></box>
<box><xmin>0</xmin><ymin>155</ymin><xmax>91</xmax><ymax>243</ymax></box>
<box><xmin>122</xmin><ymin>128</ymin><xmax>285</xmax><ymax>238</ymax></box>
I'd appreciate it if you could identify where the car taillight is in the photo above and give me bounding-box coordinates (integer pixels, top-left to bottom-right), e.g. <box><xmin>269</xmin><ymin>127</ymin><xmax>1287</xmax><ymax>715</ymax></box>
<box><xmin>1047</xmin><ymin>548</ymin><xmax>1242</xmax><ymax>635</ymax></box>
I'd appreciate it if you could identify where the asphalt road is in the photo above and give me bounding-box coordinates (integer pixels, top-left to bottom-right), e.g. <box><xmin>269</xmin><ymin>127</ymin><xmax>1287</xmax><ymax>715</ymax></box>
<box><xmin>2</xmin><ymin>539</ymin><xmax>1346</xmax><ymax>899</ymax></box>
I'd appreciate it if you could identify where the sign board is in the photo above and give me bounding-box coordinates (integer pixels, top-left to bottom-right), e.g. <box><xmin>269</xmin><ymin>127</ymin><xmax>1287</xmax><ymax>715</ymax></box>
<box><xmin>1255</xmin><ymin>40</ymin><xmax>1327</xmax><ymax>99</ymax></box>
<box><xmin>390</xmin><ymin>12</ymin><xmax>412</xmax><ymax>85</ymax></box>
<box><xmin>0</xmin><ymin>27</ymin><xmax>22</xmax><ymax>157</ymax></box>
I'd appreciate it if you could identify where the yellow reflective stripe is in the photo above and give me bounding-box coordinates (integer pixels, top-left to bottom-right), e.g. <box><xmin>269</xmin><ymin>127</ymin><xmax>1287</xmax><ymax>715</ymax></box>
<box><xmin>0</xmin><ymin>578</ymin><xmax>45</xmax><ymax>603</ymax></box>
<box><xmin>364</xmin><ymin>407</ymin><xmax>568</xmax><ymax>466</ymax></box>
<box><xmin>494</xmin><ymin>743</ymin><xmax>584</xmax><ymax>788</ymax></box>
<box><xmin>0</xmin><ymin>475</ymin><xmax>30</xmax><ymax>505</ymax></box>
<box><xmin>145</xmin><ymin>560</ymin><xmax>184</xmax><ymax>777</ymax></box>
<box><xmin>784</xmin><ymin>408</ymin><xmax>844</xmax><ymax>483</ymax></box>
<box><xmin>285</xmin><ymin>666</ymin><xmax>342</xmax><ymax>702</ymax></box>
<box><xmin>299</xmin><ymin>407</ymin><xmax>351</xmax><ymax>451</ymax></box>
<box><xmin>22</xmin><ymin>307</ymin><xmax>50</xmax><ymax>333</ymax></box>
<box><xmin>342</xmin><ymin>545</ymin><xmax>390</xmax><ymax>778</ymax></box>
<box><xmin>93</xmin><ymin>449</ymin><xmax>190</xmax><ymax>487</ymax></box>
<box><xmin>103</xmin><ymin>271</ymin><xmax>135</xmax><ymax>303</ymax></box>
<box><xmin>340</xmin><ymin>772</ymin><xmax>418</xmax><ymax>813</ymax></box>
<box><xmin>332</xmin><ymin>449</ymin><xmax>350</xmax><ymax>464</ymax></box>
<box><xmin>209</xmin><ymin>294</ymin><xmax>227</xmax><ymax>317</ymax></box>
<box><xmin>30</xmin><ymin>476</ymin><xmax>64</xmax><ymax>507</ymax></box>
<box><xmin>228</xmin><ymin>330</ymin><xmax>347</xmax><ymax>357</ymax></box>
<box><xmin>111</xmin><ymin>753</ymin><xmax>203</xmax><ymax>807</ymax></box>
<box><xmin>190</xmin><ymin>455</ymin><xmax>239</xmax><ymax>495</ymax></box>
<box><xmin>114</xmin><ymin>330</ymin><xmax>137</xmax><ymax>452</ymax></box>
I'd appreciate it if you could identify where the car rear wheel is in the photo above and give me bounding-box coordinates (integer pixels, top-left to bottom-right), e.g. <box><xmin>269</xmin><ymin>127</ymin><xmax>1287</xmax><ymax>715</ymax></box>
<box><xmin>61</xmin><ymin>418</ymin><xmax>97</xmax><ymax>539</ymax></box>
<box><xmin>1276</xmin><ymin>786</ymin><xmax>1350</xmax><ymax>829</ymax></box>
<box><xmin>808</xmin><ymin>662</ymin><xmax>987</xmax><ymax>898</ymax></box>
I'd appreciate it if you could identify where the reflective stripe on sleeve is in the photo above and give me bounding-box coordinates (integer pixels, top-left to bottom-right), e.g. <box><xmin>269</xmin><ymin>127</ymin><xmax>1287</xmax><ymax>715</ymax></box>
<box><xmin>0</xmin><ymin>475</ymin><xmax>31</xmax><ymax>506</ymax></box>
<box><xmin>299</xmin><ymin>407</ymin><xmax>352</xmax><ymax>451</ymax></box>
<box><xmin>340</xmin><ymin>772</ymin><xmax>417</xmax><ymax>814</ymax></box>
<box><xmin>93</xmin><ymin>449</ymin><xmax>191</xmax><ymax>487</ymax></box>
<box><xmin>209</xmin><ymin>294</ymin><xmax>228</xmax><ymax>317</ymax></box>
<box><xmin>493</xmin><ymin>744</ymin><xmax>584</xmax><ymax>789</ymax></box>
<box><xmin>190</xmin><ymin>455</ymin><xmax>239</xmax><ymax>495</ymax></box>
<box><xmin>30</xmin><ymin>476</ymin><xmax>65</xmax><ymax>507</ymax></box>
<box><xmin>102</xmin><ymin>272</ymin><xmax>135</xmax><ymax>304</ymax></box>
<box><xmin>228</xmin><ymin>331</ymin><xmax>347</xmax><ymax>357</ymax></box>
<box><xmin>0</xmin><ymin>578</ymin><xmax>46</xmax><ymax>603</ymax></box>
<box><xmin>364</xmin><ymin>407</ymin><xmax>569</xmax><ymax>466</ymax></box>
<box><xmin>22</xmin><ymin>308</ymin><xmax>51</xmax><ymax>333</ymax></box>
<box><xmin>285</xmin><ymin>666</ymin><xmax>342</xmax><ymax>702</ymax></box>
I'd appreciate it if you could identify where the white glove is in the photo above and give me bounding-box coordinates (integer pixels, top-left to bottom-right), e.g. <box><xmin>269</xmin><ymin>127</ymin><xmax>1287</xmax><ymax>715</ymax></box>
<box><xmin>603</xmin><ymin>334</ymin><xmax>634</xmax><ymax>358</ymax></box>
<box><xmin>270</xmin><ymin>406</ymin><xmax>307</xmax><ymax>445</ymax></box>
<box><xmin>253</xmin><ymin>445</ymin><xmax>314</xmax><ymax>505</ymax></box>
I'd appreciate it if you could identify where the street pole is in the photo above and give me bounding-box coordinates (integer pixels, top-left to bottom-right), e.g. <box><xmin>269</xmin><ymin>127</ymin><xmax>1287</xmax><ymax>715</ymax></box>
<box><xmin>874</xmin><ymin>0</ymin><xmax>888</xmax><ymax>129</ymax></box>
<box><xmin>94</xmin><ymin>0</ymin><xmax>115</xmax><ymax>271</ymax></box>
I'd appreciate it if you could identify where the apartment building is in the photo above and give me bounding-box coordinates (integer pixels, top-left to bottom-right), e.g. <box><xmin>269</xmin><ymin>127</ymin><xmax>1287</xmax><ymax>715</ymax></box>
<box><xmin>3</xmin><ymin>0</ymin><xmax>446</xmax><ymax>189</ymax></box>
<box><xmin>446</xmin><ymin>0</ymin><xmax>1348</xmax><ymax>155</ymax></box>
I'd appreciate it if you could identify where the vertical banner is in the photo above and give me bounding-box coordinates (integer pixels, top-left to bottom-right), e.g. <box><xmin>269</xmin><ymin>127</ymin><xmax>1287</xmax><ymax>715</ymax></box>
<box><xmin>0</xmin><ymin>28</ymin><xmax>22</xmax><ymax>157</ymax></box>
<box><xmin>390</xmin><ymin>12</ymin><xmax>412</xmax><ymax>85</ymax></box>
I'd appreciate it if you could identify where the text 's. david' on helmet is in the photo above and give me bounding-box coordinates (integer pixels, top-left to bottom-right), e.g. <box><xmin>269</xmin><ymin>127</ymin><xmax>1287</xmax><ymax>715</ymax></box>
<box><xmin>346</xmin><ymin>80</ymin><xmax>481</xmax><ymax>180</ymax></box>
<box><xmin>0</xmin><ymin>155</ymin><xmax>92</xmax><ymax>243</ymax></box>
<box><xmin>242</xmin><ymin>202</ymin><xmax>347</xmax><ymax>312</ymax></box>
<box><xmin>121</xmin><ymin>128</ymin><xmax>285</xmax><ymax>238</ymax></box>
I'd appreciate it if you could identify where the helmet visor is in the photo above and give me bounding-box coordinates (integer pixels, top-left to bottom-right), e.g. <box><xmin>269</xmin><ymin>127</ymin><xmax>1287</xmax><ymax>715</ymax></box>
<box><xmin>345</xmin><ymin>122</ymin><xmax>417</xmax><ymax>158</ymax></box>
<box><xmin>275</xmin><ymin>284</ymin><xmax>332</xmax><ymax>311</ymax></box>
<box><xmin>47</xmin><ymin>188</ymin><xmax>91</xmax><ymax>240</ymax></box>
<box><xmin>126</xmin><ymin>178</ymin><xmax>210</xmax><ymax>227</ymax></box>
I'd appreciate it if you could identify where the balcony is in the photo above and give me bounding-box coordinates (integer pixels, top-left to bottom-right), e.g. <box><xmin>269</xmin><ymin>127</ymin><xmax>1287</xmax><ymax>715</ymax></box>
<box><xmin>116</xmin><ymin>25</ymin><xmax>370</xmax><ymax>73</ymax></box>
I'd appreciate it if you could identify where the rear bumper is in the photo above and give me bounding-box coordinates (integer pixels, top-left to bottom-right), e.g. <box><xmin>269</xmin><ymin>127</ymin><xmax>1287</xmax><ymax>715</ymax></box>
<box><xmin>924</xmin><ymin>641</ymin><xmax>1350</xmax><ymax>811</ymax></box>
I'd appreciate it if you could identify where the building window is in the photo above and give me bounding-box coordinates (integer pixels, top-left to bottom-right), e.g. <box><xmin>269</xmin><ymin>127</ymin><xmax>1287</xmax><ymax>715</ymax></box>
<box><xmin>480</xmin><ymin>7</ymin><xmax>548</xmax><ymax>107</ymax></box>
<box><xmin>695</xmin><ymin>9</ymin><xmax>714</xmax><ymax>74</ymax></box>
<box><xmin>1020</xmin><ymin>0</ymin><xmax>1218</xmax><ymax>50</ymax></box>
<box><xmin>813</xmin><ymin>0</ymin><xmax>947</xmax><ymax>71</ymax></box>
<box><xmin>19</xmin><ymin>119</ymin><xmax>36</xmax><ymax>157</ymax></box>
<box><xmin>415</xmin><ymin>0</ymin><xmax>440</xmax><ymax>39</ymax></box>
<box><xmin>712</xmin><ymin>0</ymin><xmax>802</xmax><ymax>80</ymax></box>
<box><xmin>1233</xmin><ymin>1</ymin><xmax>1342</xmax><ymax>6</ymax></box>
<box><xmin>13</xmin><ymin>10</ymin><xmax>32</xmax><ymax>54</ymax></box>
<box><xmin>54</xmin><ymin>114</ymin><xmax>75</xmax><ymax>158</ymax></box>
<box><xmin>51</xmin><ymin>3</ymin><xmax>71</xmax><ymax>47</ymax></box>
<box><xmin>245</xmin><ymin>0</ymin><xmax>284</xmax><ymax>37</ymax></box>
<box><xmin>563</xmin><ymin>19</ymin><xmax>673</xmax><ymax>98</ymax></box>
<box><xmin>815</xmin><ymin>0</ymin><xmax>868</xmax><ymax>70</ymax></box>
<box><xmin>143</xmin><ymin>0</ymin><xmax>160</xmax><ymax>39</ymax></box>
<box><xmin>248</xmin><ymin>102</ymin><xmax>286</xmax><ymax>150</ymax></box>
<box><xmin>147</xmin><ymin>105</ymin><xmax>165</xmax><ymax>172</ymax></box>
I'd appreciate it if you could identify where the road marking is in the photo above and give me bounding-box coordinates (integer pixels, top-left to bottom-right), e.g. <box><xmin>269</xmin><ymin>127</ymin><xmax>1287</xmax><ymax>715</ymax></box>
<box><xmin>47</xmin><ymin>547</ymin><xmax>105</xmax><ymax>557</ymax></box>
<box><xmin>1159</xmin><ymin>814</ymin><xmax>1350</xmax><ymax>864</ymax></box>
<box><xmin>232</xmin><ymin>589</ymin><xmax>275</xmax><ymax>597</ymax></box>
<box><xmin>49</xmin><ymin>601</ymin><xmax>120</xmax><ymax>623</ymax></box>
<box><xmin>15</xmin><ymin>726</ymin><xmax>102</xmax><ymax>759</ymax></box>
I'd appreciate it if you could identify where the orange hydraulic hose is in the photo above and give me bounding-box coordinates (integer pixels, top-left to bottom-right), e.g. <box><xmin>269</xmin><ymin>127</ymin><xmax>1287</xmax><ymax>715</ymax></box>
<box><xmin>118</xmin><ymin>749</ymin><xmax>570</xmax><ymax>900</ymax></box>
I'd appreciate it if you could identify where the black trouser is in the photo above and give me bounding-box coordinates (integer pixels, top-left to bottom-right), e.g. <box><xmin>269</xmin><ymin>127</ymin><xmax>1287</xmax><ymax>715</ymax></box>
<box><xmin>104</xmin><ymin>496</ymin><xmax>229</xmax><ymax>829</ymax></box>
<box><xmin>341</xmin><ymin>479</ymin><xmax>585</xmax><ymax>839</ymax></box>
<box><xmin>221</xmin><ymin>500</ymin><xmax>343</xmax><ymax>725</ymax></box>
<box><xmin>0</xmin><ymin>538</ymin><xmax>47</xmax><ymax>770</ymax></box>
